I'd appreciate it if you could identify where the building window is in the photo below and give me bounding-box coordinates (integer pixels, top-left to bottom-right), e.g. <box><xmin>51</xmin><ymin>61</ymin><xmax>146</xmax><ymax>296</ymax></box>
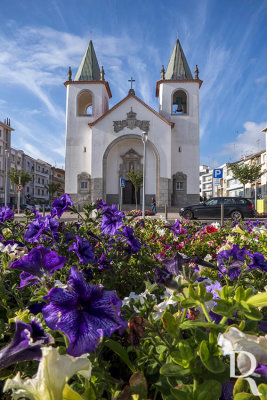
<box><xmin>42</xmin><ymin>190</ymin><xmax>44</xmax><ymax>195</ymax></box>
<box><xmin>27</xmin><ymin>187</ymin><xmax>29</xmax><ymax>193</ymax></box>
<box><xmin>81</xmin><ymin>181</ymin><xmax>88</xmax><ymax>189</ymax></box>
<box><xmin>38</xmin><ymin>189</ymin><xmax>40</xmax><ymax>195</ymax></box>
<box><xmin>77</xmin><ymin>90</ymin><xmax>93</xmax><ymax>116</ymax></box>
<box><xmin>172</xmin><ymin>90</ymin><xmax>187</xmax><ymax>114</ymax></box>
<box><xmin>176</xmin><ymin>182</ymin><xmax>184</xmax><ymax>190</ymax></box>
<box><xmin>42</xmin><ymin>178</ymin><xmax>44</xmax><ymax>184</ymax></box>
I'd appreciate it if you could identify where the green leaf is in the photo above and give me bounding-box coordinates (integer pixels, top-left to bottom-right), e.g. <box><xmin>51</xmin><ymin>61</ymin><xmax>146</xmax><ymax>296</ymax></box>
<box><xmin>246</xmin><ymin>292</ymin><xmax>267</xmax><ymax>308</ymax></box>
<box><xmin>240</xmin><ymin>302</ymin><xmax>263</xmax><ymax>321</ymax></box>
<box><xmin>233</xmin><ymin>394</ymin><xmax>256</xmax><ymax>400</ymax></box>
<box><xmin>162</xmin><ymin>311</ymin><xmax>178</xmax><ymax>335</ymax></box>
<box><xmin>63</xmin><ymin>384</ymin><xmax>84</xmax><ymax>400</ymax></box>
<box><xmin>235</xmin><ymin>287</ymin><xmax>245</xmax><ymax>302</ymax></box>
<box><xmin>196</xmin><ymin>380</ymin><xmax>221</xmax><ymax>400</ymax></box>
<box><xmin>259</xmin><ymin>383</ymin><xmax>267</xmax><ymax>400</ymax></box>
<box><xmin>199</xmin><ymin>341</ymin><xmax>225</xmax><ymax>373</ymax></box>
<box><xmin>233</xmin><ymin>378</ymin><xmax>251</xmax><ymax>395</ymax></box>
<box><xmin>199</xmin><ymin>341</ymin><xmax>210</xmax><ymax>362</ymax></box>
<box><xmin>179</xmin><ymin>320</ymin><xmax>224</xmax><ymax>331</ymax></box>
<box><xmin>170</xmin><ymin>388</ymin><xmax>192</xmax><ymax>400</ymax></box>
<box><xmin>160</xmin><ymin>363</ymin><xmax>190</xmax><ymax>377</ymax></box>
<box><xmin>104</xmin><ymin>339</ymin><xmax>135</xmax><ymax>373</ymax></box>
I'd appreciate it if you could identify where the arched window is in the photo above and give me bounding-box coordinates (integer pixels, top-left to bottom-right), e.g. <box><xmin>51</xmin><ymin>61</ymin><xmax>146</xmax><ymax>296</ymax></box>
<box><xmin>172</xmin><ymin>90</ymin><xmax>187</xmax><ymax>114</ymax></box>
<box><xmin>77</xmin><ymin>90</ymin><xmax>93</xmax><ymax>116</ymax></box>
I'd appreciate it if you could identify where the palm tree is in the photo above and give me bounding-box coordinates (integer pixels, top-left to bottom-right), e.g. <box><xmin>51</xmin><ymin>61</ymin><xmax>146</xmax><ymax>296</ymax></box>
<box><xmin>45</xmin><ymin>182</ymin><xmax>61</xmax><ymax>205</ymax></box>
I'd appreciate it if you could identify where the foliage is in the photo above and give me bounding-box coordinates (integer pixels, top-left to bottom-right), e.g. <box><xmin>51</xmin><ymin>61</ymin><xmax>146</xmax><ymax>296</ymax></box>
<box><xmin>45</xmin><ymin>182</ymin><xmax>61</xmax><ymax>203</ymax></box>
<box><xmin>7</xmin><ymin>168</ymin><xmax>32</xmax><ymax>188</ymax></box>
<box><xmin>230</xmin><ymin>162</ymin><xmax>263</xmax><ymax>196</ymax></box>
<box><xmin>0</xmin><ymin>198</ymin><xmax>266</xmax><ymax>400</ymax></box>
<box><xmin>127</xmin><ymin>170</ymin><xmax>143</xmax><ymax>210</ymax></box>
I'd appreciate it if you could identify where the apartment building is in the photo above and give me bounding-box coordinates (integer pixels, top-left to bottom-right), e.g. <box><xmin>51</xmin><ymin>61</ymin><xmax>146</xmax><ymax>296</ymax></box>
<box><xmin>51</xmin><ymin>167</ymin><xmax>65</xmax><ymax>200</ymax></box>
<box><xmin>0</xmin><ymin>119</ymin><xmax>13</xmax><ymax>205</ymax></box>
<box><xmin>200</xmin><ymin>149</ymin><xmax>266</xmax><ymax>201</ymax></box>
<box><xmin>23</xmin><ymin>155</ymin><xmax>51</xmax><ymax>204</ymax></box>
<box><xmin>0</xmin><ymin>119</ymin><xmax>56</xmax><ymax>207</ymax></box>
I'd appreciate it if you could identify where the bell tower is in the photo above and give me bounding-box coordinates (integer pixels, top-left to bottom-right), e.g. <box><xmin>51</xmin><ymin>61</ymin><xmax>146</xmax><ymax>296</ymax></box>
<box><xmin>156</xmin><ymin>39</ymin><xmax>203</xmax><ymax>205</ymax></box>
<box><xmin>64</xmin><ymin>40</ymin><xmax>112</xmax><ymax>199</ymax></box>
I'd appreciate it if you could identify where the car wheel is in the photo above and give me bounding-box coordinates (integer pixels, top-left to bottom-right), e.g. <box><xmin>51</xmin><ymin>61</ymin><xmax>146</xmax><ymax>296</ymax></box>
<box><xmin>182</xmin><ymin>210</ymin><xmax>194</xmax><ymax>220</ymax></box>
<box><xmin>231</xmin><ymin>210</ymin><xmax>242</xmax><ymax>220</ymax></box>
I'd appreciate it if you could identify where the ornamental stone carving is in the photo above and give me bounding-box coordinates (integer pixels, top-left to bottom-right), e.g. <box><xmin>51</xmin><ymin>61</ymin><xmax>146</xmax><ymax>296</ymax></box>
<box><xmin>113</xmin><ymin>108</ymin><xmax>150</xmax><ymax>133</ymax></box>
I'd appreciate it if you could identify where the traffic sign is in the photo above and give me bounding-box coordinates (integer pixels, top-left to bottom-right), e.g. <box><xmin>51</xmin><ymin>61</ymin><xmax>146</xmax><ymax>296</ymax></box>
<box><xmin>213</xmin><ymin>169</ymin><xmax>223</xmax><ymax>179</ymax></box>
<box><xmin>17</xmin><ymin>184</ymin><xmax>23</xmax><ymax>192</ymax></box>
<box><xmin>214</xmin><ymin>179</ymin><xmax>221</xmax><ymax>186</ymax></box>
<box><xmin>120</xmin><ymin>178</ymin><xmax>126</xmax><ymax>188</ymax></box>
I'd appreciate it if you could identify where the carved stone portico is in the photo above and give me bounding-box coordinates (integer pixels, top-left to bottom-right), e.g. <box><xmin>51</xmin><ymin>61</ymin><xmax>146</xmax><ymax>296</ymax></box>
<box><xmin>113</xmin><ymin>108</ymin><xmax>150</xmax><ymax>133</ymax></box>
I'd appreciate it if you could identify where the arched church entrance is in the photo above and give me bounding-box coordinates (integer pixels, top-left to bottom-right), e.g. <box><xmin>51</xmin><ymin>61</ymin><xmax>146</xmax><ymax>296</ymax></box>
<box><xmin>120</xmin><ymin>148</ymin><xmax>142</xmax><ymax>205</ymax></box>
<box><xmin>102</xmin><ymin>134</ymin><xmax>160</xmax><ymax>207</ymax></box>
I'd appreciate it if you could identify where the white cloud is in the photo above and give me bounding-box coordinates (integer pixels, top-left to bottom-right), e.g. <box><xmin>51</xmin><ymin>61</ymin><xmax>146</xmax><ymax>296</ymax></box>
<box><xmin>217</xmin><ymin>121</ymin><xmax>266</xmax><ymax>161</ymax></box>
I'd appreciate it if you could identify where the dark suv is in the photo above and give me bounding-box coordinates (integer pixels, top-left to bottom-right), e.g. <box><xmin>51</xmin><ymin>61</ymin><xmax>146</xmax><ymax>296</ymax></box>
<box><xmin>180</xmin><ymin>197</ymin><xmax>255</xmax><ymax>220</ymax></box>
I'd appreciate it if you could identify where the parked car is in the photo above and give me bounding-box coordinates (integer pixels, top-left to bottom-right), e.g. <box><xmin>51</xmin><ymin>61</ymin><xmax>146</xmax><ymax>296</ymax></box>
<box><xmin>179</xmin><ymin>197</ymin><xmax>255</xmax><ymax>220</ymax></box>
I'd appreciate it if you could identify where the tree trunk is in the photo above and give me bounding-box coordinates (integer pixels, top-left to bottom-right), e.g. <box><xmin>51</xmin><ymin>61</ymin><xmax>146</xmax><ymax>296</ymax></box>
<box><xmin>243</xmin><ymin>184</ymin><xmax>246</xmax><ymax>198</ymax></box>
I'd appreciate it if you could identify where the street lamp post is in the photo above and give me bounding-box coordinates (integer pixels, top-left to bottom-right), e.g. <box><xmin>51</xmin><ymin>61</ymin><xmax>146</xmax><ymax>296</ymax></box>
<box><xmin>4</xmin><ymin>149</ymin><xmax>10</xmax><ymax>207</ymax></box>
<box><xmin>142</xmin><ymin>131</ymin><xmax>148</xmax><ymax>219</ymax></box>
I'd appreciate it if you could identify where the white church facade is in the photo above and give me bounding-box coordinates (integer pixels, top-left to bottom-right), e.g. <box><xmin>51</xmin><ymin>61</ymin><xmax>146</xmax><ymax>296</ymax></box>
<box><xmin>65</xmin><ymin>39</ymin><xmax>202</xmax><ymax>208</ymax></box>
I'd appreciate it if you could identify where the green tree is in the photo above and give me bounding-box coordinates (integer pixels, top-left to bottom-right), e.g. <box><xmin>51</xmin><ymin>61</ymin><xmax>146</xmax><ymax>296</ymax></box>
<box><xmin>45</xmin><ymin>182</ymin><xmax>61</xmax><ymax>205</ymax></box>
<box><xmin>8</xmin><ymin>168</ymin><xmax>32</xmax><ymax>187</ymax></box>
<box><xmin>127</xmin><ymin>170</ymin><xmax>143</xmax><ymax>210</ymax></box>
<box><xmin>230</xmin><ymin>162</ymin><xmax>263</xmax><ymax>197</ymax></box>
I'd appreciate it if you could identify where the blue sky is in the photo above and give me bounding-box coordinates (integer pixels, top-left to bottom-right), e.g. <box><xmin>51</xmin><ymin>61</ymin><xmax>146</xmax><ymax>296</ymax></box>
<box><xmin>0</xmin><ymin>0</ymin><xmax>266</xmax><ymax>169</ymax></box>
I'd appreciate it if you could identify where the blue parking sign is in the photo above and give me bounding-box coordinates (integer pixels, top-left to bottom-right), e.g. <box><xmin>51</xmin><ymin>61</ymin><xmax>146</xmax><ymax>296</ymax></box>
<box><xmin>120</xmin><ymin>178</ymin><xmax>126</xmax><ymax>188</ymax></box>
<box><xmin>213</xmin><ymin>169</ymin><xmax>223</xmax><ymax>179</ymax></box>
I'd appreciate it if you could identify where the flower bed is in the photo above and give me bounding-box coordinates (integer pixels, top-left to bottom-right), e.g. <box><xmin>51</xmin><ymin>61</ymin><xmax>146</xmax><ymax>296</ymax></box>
<box><xmin>0</xmin><ymin>197</ymin><xmax>266</xmax><ymax>400</ymax></box>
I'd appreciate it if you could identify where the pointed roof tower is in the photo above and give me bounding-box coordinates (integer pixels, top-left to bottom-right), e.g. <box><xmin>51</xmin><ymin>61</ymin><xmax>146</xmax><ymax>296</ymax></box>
<box><xmin>74</xmin><ymin>40</ymin><xmax>100</xmax><ymax>81</ymax></box>
<box><xmin>165</xmin><ymin>39</ymin><xmax>193</xmax><ymax>80</ymax></box>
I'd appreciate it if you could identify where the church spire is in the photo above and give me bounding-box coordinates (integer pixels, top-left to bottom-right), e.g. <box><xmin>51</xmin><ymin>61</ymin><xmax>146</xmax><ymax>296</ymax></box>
<box><xmin>165</xmin><ymin>39</ymin><xmax>193</xmax><ymax>80</ymax></box>
<box><xmin>74</xmin><ymin>40</ymin><xmax>100</xmax><ymax>81</ymax></box>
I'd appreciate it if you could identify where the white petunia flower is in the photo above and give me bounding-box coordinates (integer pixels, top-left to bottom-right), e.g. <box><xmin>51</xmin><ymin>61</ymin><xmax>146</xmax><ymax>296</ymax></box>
<box><xmin>153</xmin><ymin>296</ymin><xmax>177</xmax><ymax>320</ymax></box>
<box><xmin>4</xmin><ymin>346</ymin><xmax>91</xmax><ymax>400</ymax></box>
<box><xmin>218</xmin><ymin>327</ymin><xmax>267</xmax><ymax>375</ymax></box>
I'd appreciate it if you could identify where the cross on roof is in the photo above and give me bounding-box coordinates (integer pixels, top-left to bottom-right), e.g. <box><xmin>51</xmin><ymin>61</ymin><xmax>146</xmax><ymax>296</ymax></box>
<box><xmin>128</xmin><ymin>77</ymin><xmax>135</xmax><ymax>89</ymax></box>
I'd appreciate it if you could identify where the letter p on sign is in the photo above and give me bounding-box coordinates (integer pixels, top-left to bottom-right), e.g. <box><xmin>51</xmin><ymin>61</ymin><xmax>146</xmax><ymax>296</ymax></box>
<box><xmin>213</xmin><ymin>169</ymin><xmax>223</xmax><ymax>179</ymax></box>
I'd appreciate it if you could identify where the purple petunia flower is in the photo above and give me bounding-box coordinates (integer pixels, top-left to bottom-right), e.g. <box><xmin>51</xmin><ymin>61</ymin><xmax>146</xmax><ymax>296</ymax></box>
<box><xmin>97</xmin><ymin>253</ymin><xmax>112</xmax><ymax>270</ymax></box>
<box><xmin>96</xmin><ymin>199</ymin><xmax>109</xmax><ymax>212</ymax></box>
<box><xmin>24</xmin><ymin>215</ymin><xmax>59</xmax><ymax>243</ymax></box>
<box><xmin>42</xmin><ymin>266</ymin><xmax>127</xmax><ymax>356</ymax></box>
<box><xmin>247</xmin><ymin>252</ymin><xmax>267</xmax><ymax>273</ymax></box>
<box><xmin>9</xmin><ymin>246</ymin><xmax>68</xmax><ymax>288</ymax></box>
<box><xmin>121</xmin><ymin>226</ymin><xmax>142</xmax><ymax>253</ymax></box>
<box><xmin>219</xmin><ymin>381</ymin><xmax>234</xmax><ymax>400</ymax></box>
<box><xmin>206</xmin><ymin>280</ymin><xmax>223</xmax><ymax>324</ymax></box>
<box><xmin>100</xmin><ymin>205</ymin><xmax>125</xmax><ymax>236</ymax></box>
<box><xmin>0</xmin><ymin>319</ymin><xmax>52</xmax><ymax>371</ymax></box>
<box><xmin>217</xmin><ymin>244</ymin><xmax>253</xmax><ymax>280</ymax></box>
<box><xmin>154</xmin><ymin>266</ymin><xmax>173</xmax><ymax>287</ymax></box>
<box><xmin>254</xmin><ymin>363</ymin><xmax>267</xmax><ymax>379</ymax></box>
<box><xmin>0</xmin><ymin>206</ymin><xmax>14</xmax><ymax>223</ymax></box>
<box><xmin>165</xmin><ymin>219</ymin><xmax>187</xmax><ymax>236</ymax></box>
<box><xmin>51</xmin><ymin>193</ymin><xmax>73</xmax><ymax>218</ymax></box>
<box><xmin>68</xmin><ymin>236</ymin><xmax>95</xmax><ymax>264</ymax></box>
